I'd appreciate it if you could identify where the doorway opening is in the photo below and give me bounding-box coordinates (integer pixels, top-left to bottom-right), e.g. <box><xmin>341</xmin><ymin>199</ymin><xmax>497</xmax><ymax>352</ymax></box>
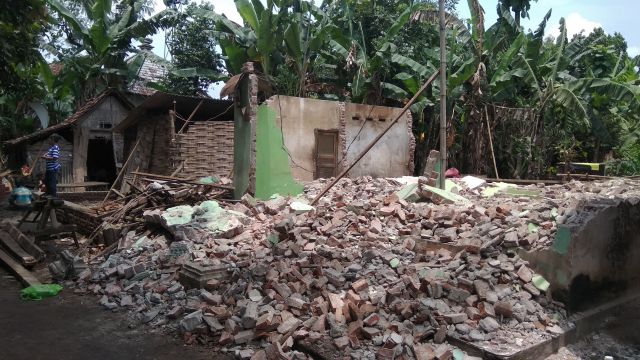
<box><xmin>314</xmin><ymin>129</ymin><xmax>339</xmax><ymax>179</ymax></box>
<box><xmin>86</xmin><ymin>138</ymin><xmax>116</xmax><ymax>184</ymax></box>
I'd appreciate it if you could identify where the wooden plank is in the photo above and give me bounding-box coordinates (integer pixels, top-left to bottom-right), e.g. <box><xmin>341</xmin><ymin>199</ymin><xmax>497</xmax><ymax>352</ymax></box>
<box><xmin>133</xmin><ymin>171</ymin><xmax>234</xmax><ymax>190</ymax></box>
<box><xmin>555</xmin><ymin>173</ymin><xmax>640</xmax><ymax>180</ymax></box>
<box><xmin>131</xmin><ymin>171</ymin><xmax>196</xmax><ymax>181</ymax></box>
<box><xmin>0</xmin><ymin>248</ymin><xmax>41</xmax><ymax>287</ymax></box>
<box><xmin>138</xmin><ymin>176</ymin><xmax>234</xmax><ymax>191</ymax></box>
<box><xmin>34</xmin><ymin>224</ymin><xmax>76</xmax><ymax>239</ymax></box>
<box><xmin>73</xmin><ymin>126</ymin><xmax>89</xmax><ymax>189</ymax></box>
<box><xmin>485</xmin><ymin>178</ymin><xmax>565</xmax><ymax>185</ymax></box>
<box><xmin>58</xmin><ymin>182</ymin><xmax>109</xmax><ymax>188</ymax></box>
<box><xmin>61</xmin><ymin>200</ymin><xmax>97</xmax><ymax>215</ymax></box>
<box><xmin>102</xmin><ymin>136</ymin><xmax>142</xmax><ymax>205</ymax></box>
<box><xmin>1</xmin><ymin>222</ymin><xmax>45</xmax><ymax>261</ymax></box>
<box><xmin>0</xmin><ymin>230</ymin><xmax>37</xmax><ymax>267</ymax></box>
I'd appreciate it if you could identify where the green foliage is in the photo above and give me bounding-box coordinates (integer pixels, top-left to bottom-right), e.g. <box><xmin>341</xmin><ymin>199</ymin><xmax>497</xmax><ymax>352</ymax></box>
<box><xmin>1</xmin><ymin>0</ymin><xmax>177</xmax><ymax>142</ymax></box>
<box><xmin>0</xmin><ymin>0</ymin><xmax>48</xmax><ymax>141</ymax></box>
<box><xmin>499</xmin><ymin>0</ymin><xmax>537</xmax><ymax>26</ymax></box>
<box><xmin>0</xmin><ymin>0</ymin><xmax>47</xmax><ymax>96</ymax></box>
<box><xmin>163</xmin><ymin>3</ymin><xmax>224</xmax><ymax>95</ymax></box>
<box><xmin>46</xmin><ymin>0</ymin><xmax>179</xmax><ymax>101</ymax></box>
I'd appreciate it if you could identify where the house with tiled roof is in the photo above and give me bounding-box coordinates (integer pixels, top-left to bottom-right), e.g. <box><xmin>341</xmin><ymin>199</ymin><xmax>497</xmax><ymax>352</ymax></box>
<box><xmin>3</xmin><ymin>89</ymin><xmax>134</xmax><ymax>188</ymax></box>
<box><xmin>126</xmin><ymin>38</ymin><xmax>170</xmax><ymax>104</ymax></box>
<box><xmin>2</xmin><ymin>39</ymin><xmax>169</xmax><ymax>190</ymax></box>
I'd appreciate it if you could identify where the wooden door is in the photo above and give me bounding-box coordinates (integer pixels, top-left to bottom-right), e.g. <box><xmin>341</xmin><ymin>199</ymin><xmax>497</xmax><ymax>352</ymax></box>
<box><xmin>314</xmin><ymin>129</ymin><xmax>338</xmax><ymax>179</ymax></box>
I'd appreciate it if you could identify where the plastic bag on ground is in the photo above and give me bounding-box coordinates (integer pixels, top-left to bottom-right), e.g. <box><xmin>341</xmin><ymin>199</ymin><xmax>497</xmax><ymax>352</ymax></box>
<box><xmin>20</xmin><ymin>284</ymin><xmax>63</xmax><ymax>301</ymax></box>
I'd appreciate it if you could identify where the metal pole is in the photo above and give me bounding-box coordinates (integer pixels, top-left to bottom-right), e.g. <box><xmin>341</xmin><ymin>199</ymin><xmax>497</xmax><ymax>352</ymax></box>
<box><xmin>438</xmin><ymin>0</ymin><xmax>447</xmax><ymax>189</ymax></box>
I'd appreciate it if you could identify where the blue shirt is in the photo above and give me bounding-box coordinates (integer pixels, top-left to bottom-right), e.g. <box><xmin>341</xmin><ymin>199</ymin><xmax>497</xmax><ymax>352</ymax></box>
<box><xmin>45</xmin><ymin>144</ymin><xmax>61</xmax><ymax>171</ymax></box>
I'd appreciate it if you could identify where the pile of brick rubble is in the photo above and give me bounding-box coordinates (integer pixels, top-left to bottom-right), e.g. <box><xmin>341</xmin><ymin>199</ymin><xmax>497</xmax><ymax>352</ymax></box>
<box><xmin>68</xmin><ymin>177</ymin><xmax>640</xmax><ymax>360</ymax></box>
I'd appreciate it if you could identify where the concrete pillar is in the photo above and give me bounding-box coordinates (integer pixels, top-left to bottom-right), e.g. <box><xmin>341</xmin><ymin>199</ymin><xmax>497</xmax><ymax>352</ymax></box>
<box><xmin>233</xmin><ymin>62</ymin><xmax>259</xmax><ymax>199</ymax></box>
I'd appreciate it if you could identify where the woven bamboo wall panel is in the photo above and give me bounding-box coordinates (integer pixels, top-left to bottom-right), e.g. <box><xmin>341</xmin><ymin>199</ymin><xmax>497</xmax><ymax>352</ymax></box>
<box><xmin>175</xmin><ymin>122</ymin><xmax>234</xmax><ymax>178</ymax></box>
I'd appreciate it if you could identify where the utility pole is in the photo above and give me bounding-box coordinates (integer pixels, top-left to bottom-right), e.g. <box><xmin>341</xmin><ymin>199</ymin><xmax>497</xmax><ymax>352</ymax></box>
<box><xmin>438</xmin><ymin>0</ymin><xmax>447</xmax><ymax>190</ymax></box>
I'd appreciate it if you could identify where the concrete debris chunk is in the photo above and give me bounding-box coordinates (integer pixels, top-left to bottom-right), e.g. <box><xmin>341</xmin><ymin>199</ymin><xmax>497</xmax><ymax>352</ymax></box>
<box><xmin>479</xmin><ymin>317</ymin><xmax>500</xmax><ymax>333</ymax></box>
<box><xmin>180</xmin><ymin>310</ymin><xmax>203</xmax><ymax>332</ymax></box>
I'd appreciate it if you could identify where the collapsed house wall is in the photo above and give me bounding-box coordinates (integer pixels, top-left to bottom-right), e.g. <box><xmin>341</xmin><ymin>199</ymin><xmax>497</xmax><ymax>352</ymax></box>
<box><xmin>264</xmin><ymin>95</ymin><xmax>414</xmax><ymax>182</ymax></box>
<box><xmin>119</xmin><ymin>113</ymin><xmax>173</xmax><ymax>191</ymax></box>
<box><xmin>232</xmin><ymin>63</ymin><xmax>414</xmax><ymax>200</ymax></box>
<box><xmin>254</xmin><ymin>105</ymin><xmax>305</xmax><ymax>199</ymax></box>
<box><xmin>174</xmin><ymin>122</ymin><xmax>234</xmax><ymax>178</ymax></box>
<box><xmin>521</xmin><ymin>198</ymin><xmax>640</xmax><ymax>308</ymax></box>
<box><xmin>344</xmin><ymin>102</ymin><xmax>414</xmax><ymax>178</ymax></box>
<box><xmin>266</xmin><ymin>96</ymin><xmax>342</xmax><ymax>182</ymax></box>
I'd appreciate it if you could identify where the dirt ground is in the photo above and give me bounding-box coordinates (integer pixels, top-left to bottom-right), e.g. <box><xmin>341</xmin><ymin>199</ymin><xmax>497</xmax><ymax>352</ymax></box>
<box><xmin>546</xmin><ymin>297</ymin><xmax>640</xmax><ymax>360</ymax></box>
<box><xmin>0</xmin><ymin>267</ymin><xmax>231</xmax><ymax>360</ymax></box>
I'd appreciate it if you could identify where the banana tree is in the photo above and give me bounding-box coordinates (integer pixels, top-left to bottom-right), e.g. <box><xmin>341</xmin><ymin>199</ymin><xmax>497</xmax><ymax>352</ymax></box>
<box><xmin>283</xmin><ymin>1</ymin><xmax>332</xmax><ymax>97</ymax></box>
<box><xmin>491</xmin><ymin>14</ymin><xmax>640</xmax><ymax>176</ymax></box>
<box><xmin>318</xmin><ymin>1</ymin><xmax>429</xmax><ymax>104</ymax></box>
<box><xmin>47</xmin><ymin>0</ymin><xmax>178</xmax><ymax>101</ymax></box>
<box><xmin>210</xmin><ymin>0</ymin><xmax>290</xmax><ymax>77</ymax></box>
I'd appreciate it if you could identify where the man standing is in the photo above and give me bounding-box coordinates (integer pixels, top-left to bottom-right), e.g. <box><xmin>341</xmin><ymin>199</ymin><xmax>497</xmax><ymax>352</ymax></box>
<box><xmin>42</xmin><ymin>135</ymin><xmax>61</xmax><ymax>197</ymax></box>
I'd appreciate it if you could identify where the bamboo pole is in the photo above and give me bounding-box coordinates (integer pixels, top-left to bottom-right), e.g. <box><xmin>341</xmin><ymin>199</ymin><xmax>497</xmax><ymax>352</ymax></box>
<box><xmin>438</xmin><ymin>0</ymin><xmax>447</xmax><ymax>190</ymax></box>
<box><xmin>485</xmin><ymin>106</ymin><xmax>499</xmax><ymax>180</ymax></box>
<box><xmin>310</xmin><ymin>69</ymin><xmax>440</xmax><ymax>206</ymax></box>
<box><xmin>24</xmin><ymin>142</ymin><xmax>47</xmax><ymax>176</ymax></box>
<box><xmin>101</xmin><ymin>136</ymin><xmax>142</xmax><ymax>205</ymax></box>
<box><xmin>177</xmin><ymin>99</ymin><xmax>204</xmax><ymax>134</ymax></box>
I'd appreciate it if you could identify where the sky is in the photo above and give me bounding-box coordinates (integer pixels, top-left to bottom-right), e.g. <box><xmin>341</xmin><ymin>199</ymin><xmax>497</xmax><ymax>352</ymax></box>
<box><xmin>458</xmin><ymin>0</ymin><xmax>640</xmax><ymax>56</ymax></box>
<box><xmin>149</xmin><ymin>0</ymin><xmax>640</xmax><ymax>97</ymax></box>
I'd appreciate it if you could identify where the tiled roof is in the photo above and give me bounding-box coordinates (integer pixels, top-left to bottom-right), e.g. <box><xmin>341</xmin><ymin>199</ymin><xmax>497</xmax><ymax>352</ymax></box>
<box><xmin>49</xmin><ymin>62</ymin><xmax>64</xmax><ymax>76</ymax></box>
<box><xmin>4</xmin><ymin>89</ymin><xmax>133</xmax><ymax>146</ymax></box>
<box><xmin>127</xmin><ymin>51</ymin><xmax>169</xmax><ymax>96</ymax></box>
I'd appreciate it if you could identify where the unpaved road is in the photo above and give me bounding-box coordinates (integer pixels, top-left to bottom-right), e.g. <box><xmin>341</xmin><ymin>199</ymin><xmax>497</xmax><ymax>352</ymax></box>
<box><xmin>0</xmin><ymin>267</ymin><xmax>226</xmax><ymax>360</ymax></box>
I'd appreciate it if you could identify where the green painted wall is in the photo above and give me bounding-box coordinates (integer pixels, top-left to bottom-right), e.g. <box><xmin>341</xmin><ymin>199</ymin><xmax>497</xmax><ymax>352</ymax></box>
<box><xmin>233</xmin><ymin>77</ymin><xmax>251</xmax><ymax>199</ymax></box>
<box><xmin>553</xmin><ymin>226</ymin><xmax>572</xmax><ymax>255</ymax></box>
<box><xmin>254</xmin><ymin>105</ymin><xmax>304</xmax><ymax>199</ymax></box>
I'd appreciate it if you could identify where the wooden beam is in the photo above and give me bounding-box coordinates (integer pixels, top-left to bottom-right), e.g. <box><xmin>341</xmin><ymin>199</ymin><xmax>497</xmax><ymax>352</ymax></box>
<box><xmin>438</xmin><ymin>0</ymin><xmax>447</xmax><ymax>189</ymax></box>
<box><xmin>0</xmin><ymin>222</ymin><xmax>44</xmax><ymax>261</ymax></box>
<box><xmin>170</xmin><ymin>161</ymin><xmax>184</xmax><ymax>177</ymax></box>
<box><xmin>310</xmin><ymin>69</ymin><xmax>440</xmax><ymax>206</ymax></box>
<box><xmin>134</xmin><ymin>173</ymin><xmax>234</xmax><ymax>190</ymax></box>
<box><xmin>61</xmin><ymin>200</ymin><xmax>98</xmax><ymax>215</ymax></box>
<box><xmin>131</xmin><ymin>171</ymin><xmax>195</xmax><ymax>181</ymax></box>
<box><xmin>0</xmin><ymin>230</ymin><xmax>37</xmax><ymax>267</ymax></box>
<box><xmin>484</xmin><ymin>178</ymin><xmax>564</xmax><ymax>185</ymax></box>
<box><xmin>101</xmin><ymin>136</ymin><xmax>142</xmax><ymax>205</ymax></box>
<box><xmin>0</xmin><ymin>247</ymin><xmax>40</xmax><ymax>286</ymax></box>
<box><xmin>178</xmin><ymin>99</ymin><xmax>204</xmax><ymax>134</ymax></box>
<box><xmin>485</xmin><ymin>106</ymin><xmax>499</xmax><ymax>180</ymax></box>
<box><xmin>72</xmin><ymin>126</ymin><xmax>89</xmax><ymax>188</ymax></box>
<box><xmin>555</xmin><ymin>173</ymin><xmax>637</xmax><ymax>181</ymax></box>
